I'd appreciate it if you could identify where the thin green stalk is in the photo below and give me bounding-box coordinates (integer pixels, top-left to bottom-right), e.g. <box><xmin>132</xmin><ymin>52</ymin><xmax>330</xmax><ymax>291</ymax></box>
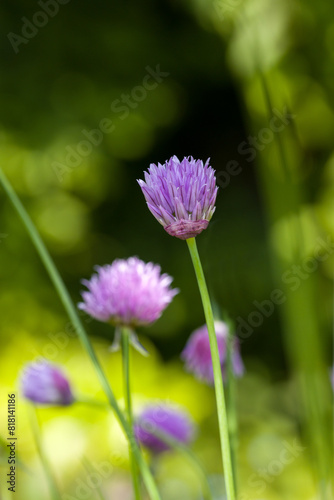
<box><xmin>77</xmin><ymin>396</ymin><xmax>214</xmax><ymax>499</ymax></box>
<box><xmin>0</xmin><ymin>168</ymin><xmax>161</xmax><ymax>500</ymax></box>
<box><xmin>0</xmin><ymin>435</ymin><xmax>31</xmax><ymax>474</ymax></box>
<box><xmin>28</xmin><ymin>406</ymin><xmax>61</xmax><ymax>500</ymax></box>
<box><xmin>121</xmin><ymin>328</ymin><xmax>142</xmax><ymax>500</ymax></box>
<box><xmin>224</xmin><ymin>316</ymin><xmax>238</xmax><ymax>494</ymax></box>
<box><xmin>144</xmin><ymin>426</ymin><xmax>214</xmax><ymax>500</ymax></box>
<box><xmin>255</xmin><ymin>74</ymin><xmax>330</xmax><ymax>498</ymax></box>
<box><xmin>186</xmin><ymin>237</ymin><xmax>235</xmax><ymax>500</ymax></box>
<box><xmin>76</xmin><ymin>396</ymin><xmax>109</xmax><ymax>408</ymax></box>
<box><xmin>82</xmin><ymin>457</ymin><xmax>107</xmax><ymax>500</ymax></box>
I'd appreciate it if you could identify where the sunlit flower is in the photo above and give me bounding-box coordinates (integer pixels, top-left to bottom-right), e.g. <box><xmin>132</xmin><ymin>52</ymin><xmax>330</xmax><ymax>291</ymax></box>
<box><xmin>134</xmin><ymin>403</ymin><xmax>196</xmax><ymax>453</ymax></box>
<box><xmin>181</xmin><ymin>321</ymin><xmax>244</xmax><ymax>384</ymax></box>
<box><xmin>138</xmin><ymin>156</ymin><xmax>218</xmax><ymax>240</ymax></box>
<box><xmin>79</xmin><ymin>257</ymin><xmax>178</xmax><ymax>327</ymax></box>
<box><xmin>20</xmin><ymin>361</ymin><xmax>74</xmax><ymax>406</ymax></box>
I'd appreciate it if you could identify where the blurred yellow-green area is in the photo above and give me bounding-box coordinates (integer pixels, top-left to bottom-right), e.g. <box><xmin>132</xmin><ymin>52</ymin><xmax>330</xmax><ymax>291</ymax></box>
<box><xmin>0</xmin><ymin>0</ymin><xmax>333</xmax><ymax>499</ymax></box>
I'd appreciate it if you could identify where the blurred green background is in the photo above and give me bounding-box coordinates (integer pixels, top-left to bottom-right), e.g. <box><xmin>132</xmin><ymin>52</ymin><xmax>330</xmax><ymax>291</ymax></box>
<box><xmin>0</xmin><ymin>0</ymin><xmax>333</xmax><ymax>498</ymax></box>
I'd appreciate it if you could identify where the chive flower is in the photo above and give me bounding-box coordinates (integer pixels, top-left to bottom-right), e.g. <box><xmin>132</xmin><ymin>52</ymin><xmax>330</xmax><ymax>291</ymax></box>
<box><xmin>134</xmin><ymin>403</ymin><xmax>196</xmax><ymax>454</ymax></box>
<box><xmin>20</xmin><ymin>361</ymin><xmax>74</xmax><ymax>406</ymax></box>
<box><xmin>181</xmin><ymin>321</ymin><xmax>245</xmax><ymax>385</ymax></box>
<box><xmin>138</xmin><ymin>156</ymin><xmax>218</xmax><ymax>240</ymax></box>
<box><xmin>79</xmin><ymin>257</ymin><xmax>178</xmax><ymax>327</ymax></box>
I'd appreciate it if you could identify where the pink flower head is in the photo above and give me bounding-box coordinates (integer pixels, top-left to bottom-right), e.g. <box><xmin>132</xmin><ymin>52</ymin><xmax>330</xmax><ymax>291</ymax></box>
<box><xmin>138</xmin><ymin>156</ymin><xmax>218</xmax><ymax>240</ymax></box>
<box><xmin>134</xmin><ymin>403</ymin><xmax>196</xmax><ymax>454</ymax></box>
<box><xmin>20</xmin><ymin>361</ymin><xmax>74</xmax><ymax>406</ymax></box>
<box><xmin>181</xmin><ymin>321</ymin><xmax>244</xmax><ymax>384</ymax></box>
<box><xmin>79</xmin><ymin>257</ymin><xmax>178</xmax><ymax>327</ymax></box>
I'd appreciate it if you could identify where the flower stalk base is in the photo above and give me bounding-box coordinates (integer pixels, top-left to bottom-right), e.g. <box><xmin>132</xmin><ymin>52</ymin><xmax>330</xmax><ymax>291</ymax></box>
<box><xmin>186</xmin><ymin>237</ymin><xmax>236</xmax><ymax>500</ymax></box>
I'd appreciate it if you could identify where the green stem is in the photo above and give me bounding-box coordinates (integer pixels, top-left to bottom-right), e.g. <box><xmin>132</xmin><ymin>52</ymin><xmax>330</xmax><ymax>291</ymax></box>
<box><xmin>28</xmin><ymin>406</ymin><xmax>61</xmax><ymax>500</ymax></box>
<box><xmin>77</xmin><ymin>395</ymin><xmax>214</xmax><ymax>499</ymax></box>
<box><xmin>224</xmin><ymin>316</ymin><xmax>238</xmax><ymax>494</ymax></box>
<box><xmin>145</xmin><ymin>426</ymin><xmax>214</xmax><ymax>500</ymax></box>
<box><xmin>0</xmin><ymin>168</ymin><xmax>161</xmax><ymax>500</ymax></box>
<box><xmin>121</xmin><ymin>328</ymin><xmax>142</xmax><ymax>500</ymax></box>
<box><xmin>0</xmin><ymin>436</ymin><xmax>31</xmax><ymax>474</ymax></box>
<box><xmin>76</xmin><ymin>396</ymin><xmax>109</xmax><ymax>408</ymax></box>
<box><xmin>255</xmin><ymin>74</ymin><xmax>330</xmax><ymax>498</ymax></box>
<box><xmin>186</xmin><ymin>237</ymin><xmax>235</xmax><ymax>500</ymax></box>
<box><xmin>82</xmin><ymin>457</ymin><xmax>107</xmax><ymax>500</ymax></box>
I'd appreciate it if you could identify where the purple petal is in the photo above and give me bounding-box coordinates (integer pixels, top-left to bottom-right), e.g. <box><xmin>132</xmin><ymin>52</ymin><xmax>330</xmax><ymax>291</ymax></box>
<box><xmin>138</xmin><ymin>156</ymin><xmax>218</xmax><ymax>238</ymax></box>
<box><xmin>134</xmin><ymin>403</ymin><xmax>196</xmax><ymax>454</ymax></box>
<box><xmin>181</xmin><ymin>321</ymin><xmax>245</xmax><ymax>385</ymax></box>
<box><xmin>78</xmin><ymin>257</ymin><xmax>178</xmax><ymax>327</ymax></box>
<box><xmin>20</xmin><ymin>361</ymin><xmax>74</xmax><ymax>406</ymax></box>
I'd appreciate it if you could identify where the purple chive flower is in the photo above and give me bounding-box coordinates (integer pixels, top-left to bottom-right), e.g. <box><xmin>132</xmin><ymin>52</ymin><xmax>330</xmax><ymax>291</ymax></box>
<box><xmin>138</xmin><ymin>156</ymin><xmax>218</xmax><ymax>240</ymax></box>
<box><xmin>134</xmin><ymin>403</ymin><xmax>196</xmax><ymax>454</ymax></box>
<box><xmin>181</xmin><ymin>321</ymin><xmax>244</xmax><ymax>385</ymax></box>
<box><xmin>20</xmin><ymin>361</ymin><xmax>74</xmax><ymax>406</ymax></box>
<box><xmin>78</xmin><ymin>257</ymin><xmax>178</xmax><ymax>327</ymax></box>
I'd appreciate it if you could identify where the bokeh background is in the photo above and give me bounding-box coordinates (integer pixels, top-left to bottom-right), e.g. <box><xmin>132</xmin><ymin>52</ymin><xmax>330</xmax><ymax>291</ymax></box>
<box><xmin>0</xmin><ymin>0</ymin><xmax>333</xmax><ymax>499</ymax></box>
